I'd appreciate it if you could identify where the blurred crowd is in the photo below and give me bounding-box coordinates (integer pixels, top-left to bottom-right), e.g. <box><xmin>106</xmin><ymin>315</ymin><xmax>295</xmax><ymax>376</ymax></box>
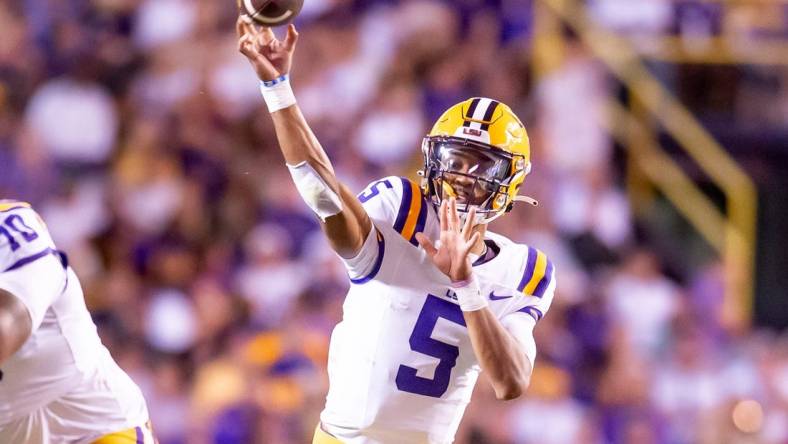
<box><xmin>1</xmin><ymin>0</ymin><xmax>788</xmax><ymax>443</ymax></box>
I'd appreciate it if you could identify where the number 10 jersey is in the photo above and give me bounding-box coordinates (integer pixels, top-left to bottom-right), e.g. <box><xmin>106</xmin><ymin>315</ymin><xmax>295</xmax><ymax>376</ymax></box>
<box><xmin>320</xmin><ymin>177</ymin><xmax>556</xmax><ymax>444</ymax></box>
<box><xmin>0</xmin><ymin>201</ymin><xmax>149</xmax><ymax>442</ymax></box>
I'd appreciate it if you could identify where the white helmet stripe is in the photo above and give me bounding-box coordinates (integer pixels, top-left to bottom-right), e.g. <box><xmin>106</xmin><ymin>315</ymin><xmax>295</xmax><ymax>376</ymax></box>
<box><xmin>468</xmin><ymin>98</ymin><xmax>493</xmax><ymax>130</ymax></box>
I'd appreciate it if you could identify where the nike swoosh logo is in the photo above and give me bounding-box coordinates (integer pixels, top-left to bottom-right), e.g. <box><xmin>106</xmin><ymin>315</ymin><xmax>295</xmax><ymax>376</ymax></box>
<box><xmin>489</xmin><ymin>292</ymin><xmax>513</xmax><ymax>301</ymax></box>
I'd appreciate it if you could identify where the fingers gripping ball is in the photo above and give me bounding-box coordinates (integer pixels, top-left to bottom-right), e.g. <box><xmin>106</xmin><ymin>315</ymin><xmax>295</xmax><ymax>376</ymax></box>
<box><xmin>238</xmin><ymin>0</ymin><xmax>304</xmax><ymax>27</ymax></box>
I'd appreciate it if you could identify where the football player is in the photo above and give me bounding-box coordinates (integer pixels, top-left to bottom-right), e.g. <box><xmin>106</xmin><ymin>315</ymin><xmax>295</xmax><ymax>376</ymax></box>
<box><xmin>238</xmin><ymin>20</ymin><xmax>555</xmax><ymax>444</ymax></box>
<box><xmin>0</xmin><ymin>201</ymin><xmax>155</xmax><ymax>443</ymax></box>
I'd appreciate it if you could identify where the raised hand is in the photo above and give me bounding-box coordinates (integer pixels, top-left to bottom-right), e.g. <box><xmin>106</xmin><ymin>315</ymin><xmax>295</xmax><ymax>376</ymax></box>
<box><xmin>236</xmin><ymin>17</ymin><xmax>299</xmax><ymax>81</ymax></box>
<box><xmin>415</xmin><ymin>198</ymin><xmax>480</xmax><ymax>283</ymax></box>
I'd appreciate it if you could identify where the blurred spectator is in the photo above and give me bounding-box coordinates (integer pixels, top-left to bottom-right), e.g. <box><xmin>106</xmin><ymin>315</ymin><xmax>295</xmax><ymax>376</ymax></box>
<box><xmin>24</xmin><ymin>66</ymin><xmax>118</xmax><ymax>164</ymax></box>
<box><xmin>145</xmin><ymin>288</ymin><xmax>198</xmax><ymax>353</ymax></box>
<box><xmin>653</xmin><ymin>320</ymin><xmax>724</xmax><ymax>443</ymax></box>
<box><xmin>606</xmin><ymin>249</ymin><xmax>680</xmax><ymax>355</ymax></box>
<box><xmin>235</xmin><ymin>224</ymin><xmax>307</xmax><ymax>327</ymax></box>
<box><xmin>355</xmin><ymin>81</ymin><xmax>425</xmax><ymax>168</ymax></box>
<box><xmin>507</xmin><ymin>364</ymin><xmax>595</xmax><ymax>444</ymax></box>
<box><xmin>133</xmin><ymin>0</ymin><xmax>197</xmax><ymax>50</ymax></box>
<box><xmin>590</xmin><ymin>0</ymin><xmax>672</xmax><ymax>33</ymax></box>
<box><xmin>146</xmin><ymin>358</ymin><xmax>191</xmax><ymax>444</ymax></box>
<box><xmin>552</xmin><ymin>167</ymin><xmax>632</xmax><ymax>251</ymax></box>
<box><xmin>537</xmin><ymin>42</ymin><xmax>611</xmax><ymax>176</ymax></box>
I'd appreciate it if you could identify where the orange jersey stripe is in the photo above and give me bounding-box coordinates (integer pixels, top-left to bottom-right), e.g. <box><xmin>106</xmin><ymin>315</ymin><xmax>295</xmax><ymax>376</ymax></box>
<box><xmin>399</xmin><ymin>181</ymin><xmax>422</xmax><ymax>242</ymax></box>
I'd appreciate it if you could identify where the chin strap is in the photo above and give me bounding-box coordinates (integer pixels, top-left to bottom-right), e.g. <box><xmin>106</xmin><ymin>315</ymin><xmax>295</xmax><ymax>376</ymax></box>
<box><xmin>441</xmin><ymin>196</ymin><xmax>542</xmax><ymax>226</ymax></box>
<box><xmin>513</xmin><ymin>195</ymin><xmax>539</xmax><ymax>206</ymax></box>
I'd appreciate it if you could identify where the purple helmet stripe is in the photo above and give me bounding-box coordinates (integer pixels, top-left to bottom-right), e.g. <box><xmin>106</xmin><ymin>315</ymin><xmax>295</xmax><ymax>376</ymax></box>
<box><xmin>462</xmin><ymin>98</ymin><xmax>481</xmax><ymax>127</ymax></box>
<box><xmin>480</xmin><ymin>100</ymin><xmax>500</xmax><ymax>131</ymax></box>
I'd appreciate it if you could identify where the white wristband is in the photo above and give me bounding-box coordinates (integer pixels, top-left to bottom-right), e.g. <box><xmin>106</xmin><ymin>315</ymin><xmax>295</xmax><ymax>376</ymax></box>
<box><xmin>259</xmin><ymin>74</ymin><xmax>296</xmax><ymax>113</ymax></box>
<box><xmin>451</xmin><ymin>275</ymin><xmax>488</xmax><ymax>312</ymax></box>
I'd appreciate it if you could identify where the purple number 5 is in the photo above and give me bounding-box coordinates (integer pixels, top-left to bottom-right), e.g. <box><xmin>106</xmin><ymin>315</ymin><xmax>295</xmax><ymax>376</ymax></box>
<box><xmin>396</xmin><ymin>295</ymin><xmax>467</xmax><ymax>398</ymax></box>
<box><xmin>357</xmin><ymin>179</ymin><xmax>393</xmax><ymax>203</ymax></box>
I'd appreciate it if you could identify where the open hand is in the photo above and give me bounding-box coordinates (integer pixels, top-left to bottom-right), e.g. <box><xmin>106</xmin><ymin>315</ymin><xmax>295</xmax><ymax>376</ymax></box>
<box><xmin>236</xmin><ymin>17</ymin><xmax>298</xmax><ymax>81</ymax></box>
<box><xmin>415</xmin><ymin>198</ymin><xmax>480</xmax><ymax>283</ymax></box>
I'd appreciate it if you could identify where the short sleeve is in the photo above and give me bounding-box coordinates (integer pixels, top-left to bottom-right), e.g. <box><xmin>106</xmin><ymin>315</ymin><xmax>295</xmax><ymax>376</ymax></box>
<box><xmin>357</xmin><ymin>176</ymin><xmax>429</xmax><ymax>247</ymax></box>
<box><xmin>509</xmin><ymin>246</ymin><xmax>557</xmax><ymax>323</ymax></box>
<box><xmin>0</xmin><ymin>202</ymin><xmax>66</xmax><ymax>330</ymax></box>
<box><xmin>501</xmin><ymin>313</ymin><xmax>537</xmax><ymax>367</ymax></box>
<box><xmin>341</xmin><ymin>224</ymin><xmax>384</xmax><ymax>284</ymax></box>
<box><xmin>500</xmin><ymin>248</ymin><xmax>556</xmax><ymax>367</ymax></box>
<box><xmin>0</xmin><ymin>253</ymin><xmax>67</xmax><ymax>330</ymax></box>
<box><xmin>0</xmin><ymin>202</ymin><xmax>58</xmax><ymax>272</ymax></box>
<box><xmin>340</xmin><ymin>177</ymin><xmax>430</xmax><ymax>284</ymax></box>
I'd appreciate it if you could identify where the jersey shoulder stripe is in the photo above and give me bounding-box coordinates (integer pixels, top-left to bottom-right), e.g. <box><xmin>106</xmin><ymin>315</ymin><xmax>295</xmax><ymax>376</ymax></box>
<box><xmin>517</xmin><ymin>246</ymin><xmax>555</xmax><ymax>298</ymax></box>
<box><xmin>0</xmin><ymin>201</ymin><xmax>65</xmax><ymax>273</ymax></box>
<box><xmin>392</xmin><ymin>177</ymin><xmax>428</xmax><ymax>246</ymax></box>
<box><xmin>4</xmin><ymin>247</ymin><xmax>60</xmax><ymax>272</ymax></box>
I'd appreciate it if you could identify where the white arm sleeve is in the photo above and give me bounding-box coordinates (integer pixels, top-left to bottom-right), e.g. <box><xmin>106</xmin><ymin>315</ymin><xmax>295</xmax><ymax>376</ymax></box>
<box><xmin>287</xmin><ymin>161</ymin><xmax>343</xmax><ymax>221</ymax></box>
<box><xmin>0</xmin><ymin>254</ymin><xmax>66</xmax><ymax>331</ymax></box>
<box><xmin>501</xmin><ymin>313</ymin><xmax>538</xmax><ymax>368</ymax></box>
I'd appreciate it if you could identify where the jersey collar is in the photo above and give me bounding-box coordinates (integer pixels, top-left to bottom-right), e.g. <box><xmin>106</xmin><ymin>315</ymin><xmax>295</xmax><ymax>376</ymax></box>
<box><xmin>472</xmin><ymin>239</ymin><xmax>500</xmax><ymax>267</ymax></box>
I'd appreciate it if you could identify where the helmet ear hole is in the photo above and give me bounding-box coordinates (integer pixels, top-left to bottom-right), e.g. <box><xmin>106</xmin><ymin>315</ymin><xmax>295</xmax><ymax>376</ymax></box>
<box><xmin>495</xmin><ymin>194</ymin><xmax>507</xmax><ymax>207</ymax></box>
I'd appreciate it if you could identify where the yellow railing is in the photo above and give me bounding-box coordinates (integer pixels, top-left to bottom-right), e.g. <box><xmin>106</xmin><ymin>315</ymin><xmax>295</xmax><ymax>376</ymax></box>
<box><xmin>533</xmin><ymin>0</ymin><xmax>759</xmax><ymax>329</ymax></box>
<box><xmin>626</xmin><ymin>0</ymin><xmax>788</xmax><ymax>65</ymax></box>
<box><xmin>632</xmin><ymin>35</ymin><xmax>788</xmax><ymax>65</ymax></box>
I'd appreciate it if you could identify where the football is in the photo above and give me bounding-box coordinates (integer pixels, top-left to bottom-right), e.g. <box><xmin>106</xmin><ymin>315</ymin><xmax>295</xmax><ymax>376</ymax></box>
<box><xmin>238</xmin><ymin>0</ymin><xmax>304</xmax><ymax>27</ymax></box>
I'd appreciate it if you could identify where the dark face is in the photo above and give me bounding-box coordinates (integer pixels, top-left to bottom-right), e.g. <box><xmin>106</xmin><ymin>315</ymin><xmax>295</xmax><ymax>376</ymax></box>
<box><xmin>440</xmin><ymin>170</ymin><xmax>491</xmax><ymax>208</ymax></box>
<box><xmin>432</xmin><ymin>144</ymin><xmax>510</xmax><ymax>209</ymax></box>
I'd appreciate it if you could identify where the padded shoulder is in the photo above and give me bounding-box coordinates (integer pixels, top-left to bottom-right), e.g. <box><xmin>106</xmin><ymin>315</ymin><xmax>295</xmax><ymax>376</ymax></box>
<box><xmin>0</xmin><ymin>201</ymin><xmax>58</xmax><ymax>272</ymax></box>
<box><xmin>356</xmin><ymin>176</ymin><xmax>429</xmax><ymax>246</ymax></box>
<box><xmin>516</xmin><ymin>245</ymin><xmax>556</xmax><ymax>299</ymax></box>
<box><xmin>0</xmin><ymin>200</ymin><xmax>32</xmax><ymax>213</ymax></box>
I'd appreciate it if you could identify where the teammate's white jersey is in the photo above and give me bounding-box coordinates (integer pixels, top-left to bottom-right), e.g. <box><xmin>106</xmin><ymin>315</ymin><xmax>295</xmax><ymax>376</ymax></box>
<box><xmin>320</xmin><ymin>177</ymin><xmax>556</xmax><ymax>444</ymax></box>
<box><xmin>0</xmin><ymin>201</ymin><xmax>150</xmax><ymax>444</ymax></box>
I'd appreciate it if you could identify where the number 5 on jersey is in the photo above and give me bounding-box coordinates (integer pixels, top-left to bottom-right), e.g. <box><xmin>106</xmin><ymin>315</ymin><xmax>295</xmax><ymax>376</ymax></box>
<box><xmin>396</xmin><ymin>295</ymin><xmax>466</xmax><ymax>398</ymax></box>
<box><xmin>357</xmin><ymin>179</ymin><xmax>393</xmax><ymax>203</ymax></box>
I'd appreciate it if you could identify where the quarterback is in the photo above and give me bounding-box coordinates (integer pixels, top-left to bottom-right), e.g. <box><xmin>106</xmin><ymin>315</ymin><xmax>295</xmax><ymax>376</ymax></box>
<box><xmin>0</xmin><ymin>201</ymin><xmax>154</xmax><ymax>443</ymax></box>
<box><xmin>238</xmin><ymin>20</ymin><xmax>556</xmax><ymax>444</ymax></box>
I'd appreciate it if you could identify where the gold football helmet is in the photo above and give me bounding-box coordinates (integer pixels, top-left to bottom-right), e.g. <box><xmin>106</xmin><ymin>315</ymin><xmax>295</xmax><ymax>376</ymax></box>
<box><xmin>420</xmin><ymin>97</ymin><xmax>536</xmax><ymax>224</ymax></box>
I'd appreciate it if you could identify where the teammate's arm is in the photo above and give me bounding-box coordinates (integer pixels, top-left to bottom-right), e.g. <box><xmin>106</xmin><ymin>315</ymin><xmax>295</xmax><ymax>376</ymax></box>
<box><xmin>416</xmin><ymin>199</ymin><xmax>531</xmax><ymax>400</ymax></box>
<box><xmin>0</xmin><ymin>289</ymin><xmax>32</xmax><ymax>364</ymax></box>
<box><xmin>237</xmin><ymin>20</ymin><xmax>371</xmax><ymax>258</ymax></box>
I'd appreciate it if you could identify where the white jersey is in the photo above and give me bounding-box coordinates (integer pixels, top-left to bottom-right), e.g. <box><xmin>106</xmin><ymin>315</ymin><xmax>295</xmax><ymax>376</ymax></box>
<box><xmin>0</xmin><ymin>201</ymin><xmax>150</xmax><ymax>443</ymax></box>
<box><xmin>320</xmin><ymin>177</ymin><xmax>556</xmax><ymax>444</ymax></box>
